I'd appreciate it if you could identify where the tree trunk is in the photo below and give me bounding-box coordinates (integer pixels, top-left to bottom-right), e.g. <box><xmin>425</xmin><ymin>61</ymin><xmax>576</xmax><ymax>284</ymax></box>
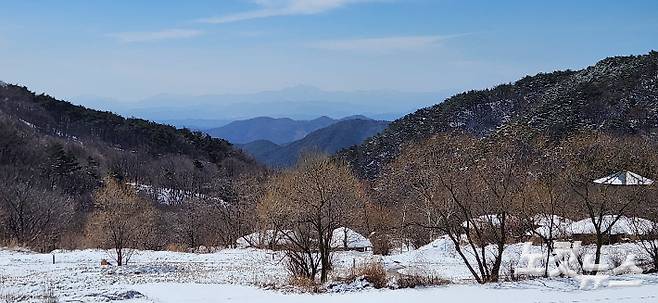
<box><xmin>320</xmin><ymin>254</ymin><xmax>329</xmax><ymax>283</ymax></box>
<box><xmin>593</xmin><ymin>233</ymin><xmax>604</xmax><ymax>274</ymax></box>
<box><xmin>652</xmin><ymin>248</ymin><xmax>658</xmax><ymax>272</ymax></box>
<box><xmin>117</xmin><ymin>248</ymin><xmax>123</xmax><ymax>266</ymax></box>
<box><xmin>490</xmin><ymin>242</ymin><xmax>504</xmax><ymax>282</ymax></box>
<box><xmin>544</xmin><ymin>241</ymin><xmax>553</xmax><ymax>278</ymax></box>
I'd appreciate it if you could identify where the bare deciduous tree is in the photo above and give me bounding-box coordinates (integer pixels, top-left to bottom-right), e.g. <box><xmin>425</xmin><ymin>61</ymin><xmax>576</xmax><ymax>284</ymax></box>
<box><xmin>259</xmin><ymin>153</ymin><xmax>366</xmax><ymax>282</ymax></box>
<box><xmin>381</xmin><ymin>133</ymin><xmax>531</xmax><ymax>283</ymax></box>
<box><xmin>0</xmin><ymin>170</ymin><xmax>73</xmax><ymax>251</ymax></box>
<box><xmin>515</xmin><ymin>142</ymin><xmax>575</xmax><ymax>277</ymax></box>
<box><xmin>562</xmin><ymin>133</ymin><xmax>654</xmax><ymax>268</ymax></box>
<box><xmin>86</xmin><ymin>176</ymin><xmax>157</xmax><ymax>265</ymax></box>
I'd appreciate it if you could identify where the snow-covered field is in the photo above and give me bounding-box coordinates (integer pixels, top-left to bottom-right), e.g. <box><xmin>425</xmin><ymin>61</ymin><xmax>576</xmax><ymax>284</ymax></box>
<box><xmin>133</xmin><ymin>281</ymin><xmax>658</xmax><ymax>303</ymax></box>
<box><xmin>1</xmin><ymin>241</ymin><xmax>657</xmax><ymax>302</ymax></box>
<box><xmin>0</xmin><ymin>248</ymin><xmax>288</xmax><ymax>302</ymax></box>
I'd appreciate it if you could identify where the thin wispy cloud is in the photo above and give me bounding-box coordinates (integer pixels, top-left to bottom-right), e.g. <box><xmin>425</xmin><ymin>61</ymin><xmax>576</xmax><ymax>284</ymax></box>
<box><xmin>108</xmin><ymin>29</ymin><xmax>203</xmax><ymax>43</ymax></box>
<box><xmin>306</xmin><ymin>35</ymin><xmax>459</xmax><ymax>54</ymax></box>
<box><xmin>197</xmin><ymin>0</ymin><xmax>374</xmax><ymax>24</ymax></box>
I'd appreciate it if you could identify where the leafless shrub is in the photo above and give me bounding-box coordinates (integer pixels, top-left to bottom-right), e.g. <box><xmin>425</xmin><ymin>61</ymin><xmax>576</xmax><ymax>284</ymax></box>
<box><xmin>353</xmin><ymin>261</ymin><xmax>388</xmax><ymax>289</ymax></box>
<box><xmin>288</xmin><ymin>276</ymin><xmax>320</xmax><ymax>293</ymax></box>
<box><xmin>284</xmin><ymin>250</ymin><xmax>320</xmax><ymax>282</ymax></box>
<box><xmin>574</xmin><ymin>245</ymin><xmax>593</xmax><ymax>274</ymax></box>
<box><xmin>629</xmin><ymin>197</ymin><xmax>658</xmax><ymax>272</ymax></box>
<box><xmin>331</xmin><ymin>260</ymin><xmax>388</xmax><ymax>290</ymax></box>
<box><xmin>165</xmin><ymin>243</ymin><xmax>189</xmax><ymax>252</ymax></box>
<box><xmin>86</xmin><ymin>176</ymin><xmax>158</xmax><ymax>266</ymax></box>
<box><xmin>397</xmin><ymin>273</ymin><xmax>449</xmax><ymax>289</ymax></box>
<box><xmin>371</xmin><ymin>234</ymin><xmax>391</xmax><ymax>256</ymax></box>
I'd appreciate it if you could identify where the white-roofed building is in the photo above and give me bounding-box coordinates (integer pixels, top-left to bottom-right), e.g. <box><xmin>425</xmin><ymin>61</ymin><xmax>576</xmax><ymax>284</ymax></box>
<box><xmin>569</xmin><ymin>215</ymin><xmax>657</xmax><ymax>244</ymax></box>
<box><xmin>330</xmin><ymin>227</ymin><xmax>372</xmax><ymax>252</ymax></box>
<box><xmin>570</xmin><ymin>215</ymin><xmax>655</xmax><ymax>236</ymax></box>
<box><xmin>530</xmin><ymin>214</ymin><xmax>574</xmax><ymax>239</ymax></box>
<box><xmin>593</xmin><ymin>171</ymin><xmax>654</xmax><ymax>186</ymax></box>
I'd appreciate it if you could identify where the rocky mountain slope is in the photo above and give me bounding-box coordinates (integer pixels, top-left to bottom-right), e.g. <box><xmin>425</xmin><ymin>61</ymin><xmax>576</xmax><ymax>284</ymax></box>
<box><xmin>340</xmin><ymin>52</ymin><xmax>658</xmax><ymax>179</ymax></box>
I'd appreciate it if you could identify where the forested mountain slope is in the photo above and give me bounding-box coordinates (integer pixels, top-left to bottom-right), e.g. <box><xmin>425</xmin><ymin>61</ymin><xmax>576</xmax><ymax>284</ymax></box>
<box><xmin>207</xmin><ymin>116</ymin><xmax>337</xmax><ymax>145</ymax></box>
<box><xmin>240</xmin><ymin>118</ymin><xmax>389</xmax><ymax>167</ymax></box>
<box><xmin>0</xmin><ymin>83</ymin><xmax>262</xmax><ymax>250</ymax></box>
<box><xmin>340</xmin><ymin>52</ymin><xmax>658</xmax><ymax>179</ymax></box>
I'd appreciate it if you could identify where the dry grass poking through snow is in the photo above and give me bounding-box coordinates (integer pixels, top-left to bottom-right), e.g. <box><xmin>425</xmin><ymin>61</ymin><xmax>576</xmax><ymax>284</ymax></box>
<box><xmin>326</xmin><ymin>260</ymin><xmax>389</xmax><ymax>290</ymax></box>
<box><xmin>288</xmin><ymin>276</ymin><xmax>321</xmax><ymax>293</ymax></box>
<box><xmin>352</xmin><ymin>261</ymin><xmax>388</xmax><ymax>289</ymax></box>
<box><xmin>164</xmin><ymin>243</ymin><xmax>189</xmax><ymax>253</ymax></box>
<box><xmin>328</xmin><ymin>260</ymin><xmax>450</xmax><ymax>291</ymax></box>
<box><xmin>0</xmin><ymin>276</ymin><xmax>59</xmax><ymax>303</ymax></box>
<box><xmin>396</xmin><ymin>272</ymin><xmax>450</xmax><ymax>289</ymax></box>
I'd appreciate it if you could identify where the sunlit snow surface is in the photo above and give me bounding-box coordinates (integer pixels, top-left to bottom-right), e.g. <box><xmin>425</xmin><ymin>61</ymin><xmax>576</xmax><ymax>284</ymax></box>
<box><xmin>1</xmin><ymin>242</ymin><xmax>657</xmax><ymax>302</ymax></box>
<box><xmin>134</xmin><ymin>281</ymin><xmax>658</xmax><ymax>303</ymax></box>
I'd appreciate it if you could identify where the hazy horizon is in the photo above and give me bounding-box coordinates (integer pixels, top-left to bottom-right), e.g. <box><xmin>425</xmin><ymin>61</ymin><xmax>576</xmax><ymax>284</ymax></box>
<box><xmin>67</xmin><ymin>84</ymin><xmax>452</xmax><ymax>124</ymax></box>
<box><xmin>1</xmin><ymin>0</ymin><xmax>657</xmax><ymax>107</ymax></box>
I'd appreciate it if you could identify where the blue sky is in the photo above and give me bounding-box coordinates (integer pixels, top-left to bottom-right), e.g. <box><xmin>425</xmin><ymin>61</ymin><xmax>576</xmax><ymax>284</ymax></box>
<box><xmin>0</xmin><ymin>0</ymin><xmax>657</xmax><ymax>100</ymax></box>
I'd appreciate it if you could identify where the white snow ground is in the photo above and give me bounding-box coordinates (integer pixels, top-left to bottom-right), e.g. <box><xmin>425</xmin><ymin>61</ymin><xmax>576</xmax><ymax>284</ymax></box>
<box><xmin>1</xmin><ymin>241</ymin><xmax>657</xmax><ymax>302</ymax></box>
<box><xmin>133</xmin><ymin>280</ymin><xmax>658</xmax><ymax>303</ymax></box>
<box><xmin>0</xmin><ymin>248</ymin><xmax>288</xmax><ymax>302</ymax></box>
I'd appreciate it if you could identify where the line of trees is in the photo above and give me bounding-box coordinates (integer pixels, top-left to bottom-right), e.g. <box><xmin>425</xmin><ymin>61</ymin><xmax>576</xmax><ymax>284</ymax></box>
<box><xmin>376</xmin><ymin>131</ymin><xmax>658</xmax><ymax>282</ymax></box>
<box><xmin>0</xmin><ymin>100</ymin><xmax>269</xmax><ymax>250</ymax></box>
<box><xmin>3</xmin><ymin>97</ymin><xmax>658</xmax><ymax>284</ymax></box>
<box><xmin>0</xmin><ymin>84</ymin><xmax>261</xmax><ymax>252</ymax></box>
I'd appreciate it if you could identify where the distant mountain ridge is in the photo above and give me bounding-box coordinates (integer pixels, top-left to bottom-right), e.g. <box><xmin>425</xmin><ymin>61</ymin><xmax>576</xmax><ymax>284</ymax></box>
<box><xmin>71</xmin><ymin>86</ymin><xmax>449</xmax><ymax>123</ymax></box>
<box><xmin>162</xmin><ymin>118</ymin><xmax>231</xmax><ymax>130</ymax></box>
<box><xmin>207</xmin><ymin>115</ymin><xmax>369</xmax><ymax>145</ymax></box>
<box><xmin>240</xmin><ymin>118</ymin><xmax>389</xmax><ymax>168</ymax></box>
<box><xmin>340</xmin><ymin>51</ymin><xmax>658</xmax><ymax>180</ymax></box>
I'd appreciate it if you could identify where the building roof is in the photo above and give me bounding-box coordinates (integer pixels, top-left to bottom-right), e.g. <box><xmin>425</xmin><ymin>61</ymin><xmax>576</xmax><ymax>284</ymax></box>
<box><xmin>593</xmin><ymin>171</ymin><xmax>654</xmax><ymax>186</ymax></box>
<box><xmin>570</xmin><ymin>215</ymin><xmax>655</xmax><ymax>235</ymax></box>
<box><xmin>531</xmin><ymin>214</ymin><xmax>574</xmax><ymax>238</ymax></box>
<box><xmin>330</xmin><ymin>227</ymin><xmax>372</xmax><ymax>249</ymax></box>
